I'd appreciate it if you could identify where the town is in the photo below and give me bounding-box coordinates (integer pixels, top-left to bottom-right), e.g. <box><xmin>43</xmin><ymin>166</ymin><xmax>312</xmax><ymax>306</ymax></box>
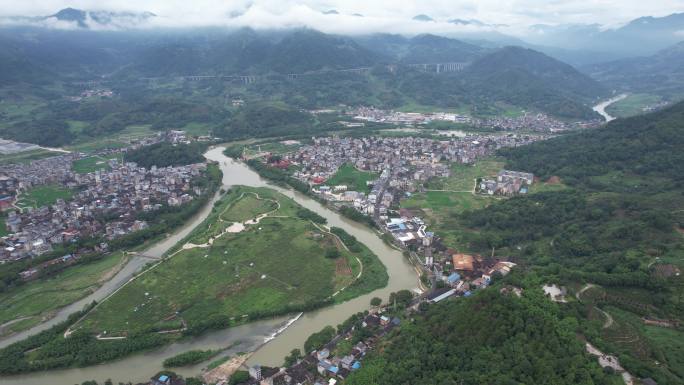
<box><xmin>259</xmin><ymin>134</ymin><xmax>535</xmax><ymax>306</ymax></box>
<box><xmin>348</xmin><ymin>106</ymin><xmax>602</xmax><ymax>132</ymax></box>
<box><xmin>0</xmin><ymin>133</ymin><xmax>211</xmax><ymax>272</ymax></box>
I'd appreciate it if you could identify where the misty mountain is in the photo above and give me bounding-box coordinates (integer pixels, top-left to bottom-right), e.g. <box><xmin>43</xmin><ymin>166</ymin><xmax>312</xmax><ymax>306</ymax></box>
<box><xmin>46</xmin><ymin>7</ymin><xmax>156</xmax><ymax>29</ymax></box>
<box><xmin>125</xmin><ymin>29</ymin><xmax>383</xmax><ymax>76</ymax></box>
<box><xmin>585</xmin><ymin>41</ymin><xmax>684</xmax><ymax>96</ymax></box>
<box><xmin>354</xmin><ymin>34</ymin><xmax>485</xmax><ymax>64</ymax></box>
<box><xmin>527</xmin><ymin>12</ymin><xmax>684</xmax><ymax>59</ymax></box>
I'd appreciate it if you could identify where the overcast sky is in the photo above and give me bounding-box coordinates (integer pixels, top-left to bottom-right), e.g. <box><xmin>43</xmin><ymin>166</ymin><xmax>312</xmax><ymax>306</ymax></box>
<box><xmin>0</xmin><ymin>0</ymin><xmax>682</xmax><ymax>35</ymax></box>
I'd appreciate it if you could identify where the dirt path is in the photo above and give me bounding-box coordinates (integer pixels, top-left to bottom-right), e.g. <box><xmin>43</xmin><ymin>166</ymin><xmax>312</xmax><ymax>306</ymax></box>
<box><xmin>203</xmin><ymin>353</ymin><xmax>252</xmax><ymax>384</ymax></box>
<box><xmin>576</xmin><ymin>283</ymin><xmax>597</xmax><ymax>300</ymax></box>
<box><xmin>576</xmin><ymin>284</ymin><xmax>614</xmax><ymax>329</ymax></box>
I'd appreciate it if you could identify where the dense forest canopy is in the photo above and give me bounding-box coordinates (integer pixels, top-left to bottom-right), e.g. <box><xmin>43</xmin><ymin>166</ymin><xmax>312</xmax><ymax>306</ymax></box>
<box><xmin>124</xmin><ymin>142</ymin><xmax>206</xmax><ymax>168</ymax></box>
<box><xmin>346</xmin><ymin>289</ymin><xmax>614</xmax><ymax>385</ymax></box>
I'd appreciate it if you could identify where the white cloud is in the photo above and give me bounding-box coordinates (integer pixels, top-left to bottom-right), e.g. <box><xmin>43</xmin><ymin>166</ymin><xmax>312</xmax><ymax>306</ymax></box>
<box><xmin>0</xmin><ymin>0</ymin><xmax>682</xmax><ymax>35</ymax></box>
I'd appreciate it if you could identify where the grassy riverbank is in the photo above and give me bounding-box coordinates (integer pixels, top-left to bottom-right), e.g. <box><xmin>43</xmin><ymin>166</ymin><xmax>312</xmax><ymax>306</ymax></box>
<box><xmin>78</xmin><ymin>186</ymin><xmax>386</xmax><ymax>335</ymax></box>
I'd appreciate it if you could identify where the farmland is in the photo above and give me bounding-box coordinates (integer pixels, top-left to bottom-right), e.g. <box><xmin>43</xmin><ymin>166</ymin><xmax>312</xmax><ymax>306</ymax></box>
<box><xmin>0</xmin><ymin>251</ymin><xmax>127</xmax><ymax>337</ymax></box>
<box><xmin>76</xmin><ymin>186</ymin><xmax>387</xmax><ymax>335</ymax></box>
<box><xmin>71</xmin><ymin>153</ymin><xmax>124</xmax><ymax>174</ymax></box>
<box><xmin>15</xmin><ymin>185</ymin><xmax>74</xmax><ymax>210</ymax></box>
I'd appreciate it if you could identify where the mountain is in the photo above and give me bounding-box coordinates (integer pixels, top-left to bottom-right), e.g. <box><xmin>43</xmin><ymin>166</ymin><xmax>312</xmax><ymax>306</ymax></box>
<box><xmin>46</xmin><ymin>7</ymin><xmax>156</xmax><ymax>29</ymax></box>
<box><xmin>460</xmin><ymin>46</ymin><xmax>607</xmax><ymax>118</ymax></box>
<box><xmin>585</xmin><ymin>41</ymin><xmax>684</xmax><ymax>97</ymax></box>
<box><xmin>125</xmin><ymin>29</ymin><xmax>383</xmax><ymax>76</ymax></box>
<box><xmin>322</xmin><ymin>10</ymin><xmax>339</xmax><ymax>15</ymax></box>
<box><xmin>265</xmin><ymin>30</ymin><xmax>382</xmax><ymax>73</ymax></box>
<box><xmin>526</xmin><ymin>12</ymin><xmax>684</xmax><ymax>59</ymax></box>
<box><xmin>402</xmin><ymin>34</ymin><xmax>485</xmax><ymax>63</ymax></box>
<box><xmin>354</xmin><ymin>33</ymin><xmax>485</xmax><ymax>64</ymax></box>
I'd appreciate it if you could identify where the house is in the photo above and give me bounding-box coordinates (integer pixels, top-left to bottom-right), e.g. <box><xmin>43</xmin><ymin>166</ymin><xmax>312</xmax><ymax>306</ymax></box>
<box><xmin>429</xmin><ymin>289</ymin><xmax>456</xmax><ymax>303</ymax></box>
<box><xmin>250</xmin><ymin>365</ymin><xmax>262</xmax><ymax>380</ymax></box>
<box><xmin>316</xmin><ymin>348</ymin><xmax>330</xmax><ymax>361</ymax></box>
<box><xmin>452</xmin><ymin>253</ymin><xmax>474</xmax><ymax>271</ymax></box>
<box><xmin>447</xmin><ymin>272</ymin><xmax>461</xmax><ymax>285</ymax></box>
<box><xmin>151</xmin><ymin>374</ymin><xmax>170</xmax><ymax>385</ymax></box>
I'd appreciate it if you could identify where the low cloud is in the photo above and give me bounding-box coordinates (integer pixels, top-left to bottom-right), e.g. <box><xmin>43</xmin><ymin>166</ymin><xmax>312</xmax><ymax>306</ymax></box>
<box><xmin>0</xmin><ymin>0</ymin><xmax>682</xmax><ymax>36</ymax></box>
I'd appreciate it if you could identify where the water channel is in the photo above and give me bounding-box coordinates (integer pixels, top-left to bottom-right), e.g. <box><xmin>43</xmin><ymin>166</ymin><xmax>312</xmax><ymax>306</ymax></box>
<box><xmin>0</xmin><ymin>146</ymin><xmax>419</xmax><ymax>385</ymax></box>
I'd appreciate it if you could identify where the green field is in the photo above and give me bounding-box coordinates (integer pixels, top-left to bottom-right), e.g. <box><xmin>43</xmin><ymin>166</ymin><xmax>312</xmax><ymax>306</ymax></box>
<box><xmin>16</xmin><ymin>185</ymin><xmax>74</xmax><ymax>209</ymax></box>
<box><xmin>605</xmin><ymin>94</ymin><xmax>663</xmax><ymax>118</ymax></box>
<box><xmin>0</xmin><ymin>149</ymin><xmax>60</xmax><ymax>166</ymax></box>
<box><xmin>72</xmin><ymin>153</ymin><xmax>123</xmax><ymax>174</ymax></box>
<box><xmin>426</xmin><ymin>158</ymin><xmax>504</xmax><ymax>191</ymax></box>
<box><xmin>0</xmin><ymin>252</ymin><xmax>127</xmax><ymax>337</ymax></box>
<box><xmin>219</xmin><ymin>194</ymin><xmax>278</xmax><ymax>223</ymax></box>
<box><xmin>402</xmin><ymin>191</ymin><xmax>494</xmax><ymax>251</ymax></box>
<box><xmin>326</xmin><ymin>164</ymin><xmax>378</xmax><ymax>193</ymax></box>
<box><xmin>77</xmin><ymin>186</ymin><xmax>385</xmax><ymax>335</ymax></box>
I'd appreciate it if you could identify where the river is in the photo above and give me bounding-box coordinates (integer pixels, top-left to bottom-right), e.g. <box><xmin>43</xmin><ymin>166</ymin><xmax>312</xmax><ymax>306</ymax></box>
<box><xmin>0</xmin><ymin>146</ymin><xmax>419</xmax><ymax>385</ymax></box>
<box><xmin>593</xmin><ymin>94</ymin><xmax>628</xmax><ymax>122</ymax></box>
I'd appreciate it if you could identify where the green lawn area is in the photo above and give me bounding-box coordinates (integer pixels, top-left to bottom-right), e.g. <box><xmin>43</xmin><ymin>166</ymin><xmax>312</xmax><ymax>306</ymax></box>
<box><xmin>0</xmin><ymin>252</ymin><xmax>127</xmax><ymax>337</ymax></box>
<box><xmin>66</xmin><ymin>125</ymin><xmax>156</xmax><ymax>153</ymax></box>
<box><xmin>77</xmin><ymin>186</ymin><xmax>386</xmax><ymax>335</ymax></box>
<box><xmin>219</xmin><ymin>193</ymin><xmax>278</xmax><ymax>223</ymax></box>
<box><xmin>0</xmin><ymin>149</ymin><xmax>60</xmax><ymax>166</ymax></box>
<box><xmin>16</xmin><ymin>185</ymin><xmax>74</xmax><ymax>209</ymax></box>
<box><xmin>72</xmin><ymin>153</ymin><xmax>123</xmax><ymax>174</ymax></box>
<box><xmin>326</xmin><ymin>164</ymin><xmax>378</xmax><ymax>193</ymax></box>
<box><xmin>605</xmin><ymin>94</ymin><xmax>662</xmax><ymax>118</ymax></box>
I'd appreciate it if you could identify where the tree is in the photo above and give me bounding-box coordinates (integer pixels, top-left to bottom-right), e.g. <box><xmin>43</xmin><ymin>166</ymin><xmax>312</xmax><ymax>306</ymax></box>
<box><xmin>325</xmin><ymin>248</ymin><xmax>341</xmax><ymax>259</ymax></box>
<box><xmin>389</xmin><ymin>290</ymin><xmax>414</xmax><ymax>309</ymax></box>
<box><xmin>229</xmin><ymin>370</ymin><xmax>250</xmax><ymax>385</ymax></box>
<box><xmin>283</xmin><ymin>348</ymin><xmax>302</xmax><ymax>367</ymax></box>
<box><xmin>370</xmin><ymin>297</ymin><xmax>382</xmax><ymax>307</ymax></box>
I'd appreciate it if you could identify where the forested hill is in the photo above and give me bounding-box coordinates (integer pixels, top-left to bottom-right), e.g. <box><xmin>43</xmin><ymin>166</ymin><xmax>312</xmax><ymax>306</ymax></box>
<box><xmin>500</xmin><ymin>100</ymin><xmax>684</xmax><ymax>187</ymax></box>
<box><xmin>346</xmin><ymin>289</ymin><xmax>614</xmax><ymax>385</ymax></box>
<box><xmin>459</xmin><ymin>46</ymin><xmax>607</xmax><ymax>119</ymax></box>
<box><xmin>445</xmin><ymin>100</ymin><xmax>684</xmax><ymax>383</ymax></box>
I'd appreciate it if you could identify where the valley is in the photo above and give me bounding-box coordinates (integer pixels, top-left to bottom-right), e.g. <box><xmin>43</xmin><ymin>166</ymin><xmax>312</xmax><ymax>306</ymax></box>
<box><xmin>0</xmin><ymin>4</ymin><xmax>683</xmax><ymax>385</ymax></box>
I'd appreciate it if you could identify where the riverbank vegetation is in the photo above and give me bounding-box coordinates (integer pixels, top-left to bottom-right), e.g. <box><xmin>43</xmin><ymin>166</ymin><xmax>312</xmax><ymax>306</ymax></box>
<box><xmin>162</xmin><ymin>349</ymin><xmax>219</xmax><ymax>368</ymax></box>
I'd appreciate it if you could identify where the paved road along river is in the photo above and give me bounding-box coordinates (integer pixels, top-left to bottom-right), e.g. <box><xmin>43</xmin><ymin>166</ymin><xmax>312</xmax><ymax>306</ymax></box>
<box><xmin>0</xmin><ymin>146</ymin><xmax>420</xmax><ymax>385</ymax></box>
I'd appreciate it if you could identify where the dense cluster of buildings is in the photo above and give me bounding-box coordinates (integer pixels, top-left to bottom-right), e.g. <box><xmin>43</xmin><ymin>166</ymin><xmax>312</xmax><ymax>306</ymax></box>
<box><xmin>348</xmin><ymin>106</ymin><xmax>600</xmax><ymax>132</ymax></box>
<box><xmin>68</xmin><ymin>88</ymin><xmax>114</xmax><ymax>102</ymax></box>
<box><xmin>1</xmin><ymin>158</ymin><xmax>207</xmax><ymax>264</ymax></box>
<box><xmin>351</xmin><ymin>106</ymin><xmax>473</xmax><ymax>125</ymax></box>
<box><xmin>286</xmin><ymin>134</ymin><xmax>541</xmax><ymax>221</ymax></box>
<box><xmin>0</xmin><ymin>132</ymin><xmax>210</xmax><ymax>266</ymax></box>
